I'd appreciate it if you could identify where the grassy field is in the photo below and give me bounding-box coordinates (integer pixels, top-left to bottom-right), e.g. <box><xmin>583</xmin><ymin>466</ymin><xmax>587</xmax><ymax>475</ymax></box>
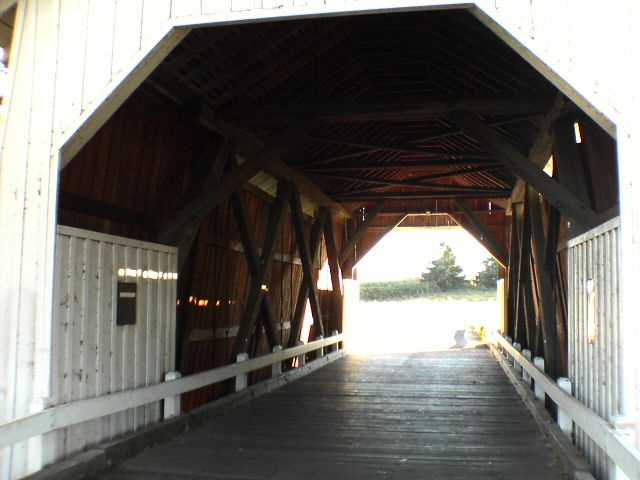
<box><xmin>345</xmin><ymin>297</ymin><xmax>499</xmax><ymax>355</ymax></box>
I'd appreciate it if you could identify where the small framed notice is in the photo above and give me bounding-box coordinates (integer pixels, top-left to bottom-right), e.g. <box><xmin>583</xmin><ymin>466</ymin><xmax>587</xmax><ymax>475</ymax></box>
<box><xmin>117</xmin><ymin>282</ymin><xmax>137</xmax><ymax>326</ymax></box>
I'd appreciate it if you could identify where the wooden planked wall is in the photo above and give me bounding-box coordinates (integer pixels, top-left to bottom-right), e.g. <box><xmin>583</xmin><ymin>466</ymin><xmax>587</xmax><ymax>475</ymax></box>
<box><xmin>568</xmin><ymin>217</ymin><xmax>621</xmax><ymax>480</ymax></box>
<box><xmin>51</xmin><ymin>226</ymin><xmax>177</xmax><ymax>462</ymax></box>
<box><xmin>57</xmin><ymin>89</ymin><xmax>331</xmax><ymax>412</ymax></box>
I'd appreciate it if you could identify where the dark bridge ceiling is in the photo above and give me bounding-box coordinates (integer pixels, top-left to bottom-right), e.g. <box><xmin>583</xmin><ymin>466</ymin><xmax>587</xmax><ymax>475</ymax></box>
<box><xmin>144</xmin><ymin>8</ymin><xmax>560</xmax><ymax>218</ymax></box>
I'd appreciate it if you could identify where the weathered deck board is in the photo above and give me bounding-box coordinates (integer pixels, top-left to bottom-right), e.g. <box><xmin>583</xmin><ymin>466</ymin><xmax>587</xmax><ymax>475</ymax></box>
<box><xmin>89</xmin><ymin>348</ymin><xmax>568</xmax><ymax>479</ymax></box>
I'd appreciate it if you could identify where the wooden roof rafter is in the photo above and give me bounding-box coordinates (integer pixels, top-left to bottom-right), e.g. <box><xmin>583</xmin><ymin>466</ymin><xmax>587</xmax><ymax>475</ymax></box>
<box><xmin>221</xmin><ymin>96</ymin><xmax>554</xmax><ymax>126</ymax></box>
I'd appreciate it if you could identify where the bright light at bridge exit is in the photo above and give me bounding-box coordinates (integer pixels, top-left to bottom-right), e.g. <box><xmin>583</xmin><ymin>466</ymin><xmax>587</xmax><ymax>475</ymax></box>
<box><xmin>355</xmin><ymin>226</ymin><xmax>492</xmax><ymax>282</ymax></box>
<box><xmin>346</xmin><ymin>226</ymin><xmax>500</xmax><ymax>355</ymax></box>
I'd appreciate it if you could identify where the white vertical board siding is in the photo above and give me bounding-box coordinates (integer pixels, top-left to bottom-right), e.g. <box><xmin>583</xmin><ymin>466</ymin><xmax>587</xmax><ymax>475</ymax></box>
<box><xmin>52</xmin><ymin>226</ymin><xmax>177</xmax><ymax>462</ymax></box>
<box><xmin>568</xmin><ymin>217</ymin><xmax>621</xmax><ymax>480</ymax></box>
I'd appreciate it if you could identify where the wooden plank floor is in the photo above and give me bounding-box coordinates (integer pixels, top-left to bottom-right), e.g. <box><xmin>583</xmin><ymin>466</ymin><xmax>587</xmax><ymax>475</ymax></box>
<box><xmin>89</xmin><ymin>348</ymin><xmax>569</xmax><ymax>479</ymax></box>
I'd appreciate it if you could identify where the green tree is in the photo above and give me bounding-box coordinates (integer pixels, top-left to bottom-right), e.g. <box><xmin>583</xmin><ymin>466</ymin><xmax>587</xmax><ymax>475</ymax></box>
<box><xmin>421</xmin><ymin>243</ymin><xmax>467</xmax><ymax>291</ymax></box>
<box><xmin>476</xmin><ymin>257</ymin><xmax>498</xmax><ymax>290</ymax></box>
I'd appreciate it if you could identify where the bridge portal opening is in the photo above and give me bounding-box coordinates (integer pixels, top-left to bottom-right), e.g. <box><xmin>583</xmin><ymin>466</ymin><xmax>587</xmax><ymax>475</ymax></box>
<box><xmin>55</xmin><ymin>3</ymin><xmax>619</xmax><ymax>419</ymax></box>
<box><xmin>343</xmin><ymin>219</ymin><xmax>500</xmax><ymax>354</ymax></box>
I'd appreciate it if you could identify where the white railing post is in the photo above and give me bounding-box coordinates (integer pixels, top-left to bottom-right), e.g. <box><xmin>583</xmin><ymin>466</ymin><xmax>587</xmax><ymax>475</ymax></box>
<box><xmin>505</xmin><ymin>336</ymin><xmax>513</xmax><ymax>364</ymax></box>
<box><xmin>163</xmin><ymin>371</ymin><xmax>182</xmax><ymax>419</ymax></box>
<box><xmin>611</xmin><ymin>416</ymin><xmax>634</xmax><ymax>480</ymax></box>
<box><xmin>557</xmin><ymin>377</ymin><xmax>574</xmax><ymax>437</ymax></box>
<box><xmin>522</xmin><ymin>349</ymin><xmax>532</xmax><ymax>385</ymax></box>
<box><xmin>296</xmin><ymin>340</ymin><xmax>306</xmax><ymax>367</ymax></box>
<box><xmin>236</xmin><ymin>353</ymin><xmax>249</xmax><ymax>391</ymax></box>
<box><xmin>272</xmin><ymin>346</ymin><xmax>283</xmax><ymax>378</ymax></box>
<box><xmin>27</xmin><ymin>397</ymin><xmax>54</xmax><ymax>474</ymax></box>
<box><xmin>331</xmin><ymin>330</ymin><xmax>339</xmax><ymax>352</ymax></box>
<box><xmin>316</xmin><ymin>335</ymin><xmax>324</xmax><ymax>357</ymax></box>
<box><xmin>533</xmin><ymin>357</ymin><xmax>545</xmax><ymax>402</ymax></box>
<box><xmin>512</xmin><ymin>342</ymin><xmax>522</xmax><ymax>373</ymax></box>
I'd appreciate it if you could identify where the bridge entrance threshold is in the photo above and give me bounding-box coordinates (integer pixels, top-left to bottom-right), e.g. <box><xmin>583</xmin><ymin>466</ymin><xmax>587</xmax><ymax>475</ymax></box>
<box><xmin>89</xmin><ymin>348</ymin><xmax>570</xmax><ymax>479</ymax></box>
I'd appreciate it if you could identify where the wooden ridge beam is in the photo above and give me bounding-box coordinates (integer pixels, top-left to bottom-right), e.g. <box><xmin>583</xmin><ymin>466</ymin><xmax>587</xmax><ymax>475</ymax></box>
<box><xmin>222</xmin><ymin>96</ymin><xmax>553</xmax><ymax>125</ymax></box>
<box><xmin>449</xmin><ymin>111</ymin><xmax>599</xmax><ymax>229</ymax></box>
<box><xmin>453</xmin><ymin>200</ymin><xmax>508</xmax><ymax>267</ymax></box>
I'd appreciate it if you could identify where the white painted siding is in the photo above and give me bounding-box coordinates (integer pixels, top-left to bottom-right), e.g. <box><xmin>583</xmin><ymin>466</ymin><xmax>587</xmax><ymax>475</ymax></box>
<box><xmin>51</xmin><ymin>226</ymin><xmax>177</xmax><ymax>462</ymax></box>
<box><xmin>568</xmin><ymin>217</ymin><xmax>621</xmax><ymax>480</ymax></box>
<box><xmin>0</xmin><ymin>1</ymin><xmax>638</xmax><ymax>477</ymax></box>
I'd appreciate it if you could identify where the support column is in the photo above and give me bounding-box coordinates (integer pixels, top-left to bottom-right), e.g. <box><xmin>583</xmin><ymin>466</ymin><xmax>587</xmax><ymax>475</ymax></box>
<box><xmin>617</xmin><ymin>120</ymin><xmax>640</xmax><ymax>447</ymax></box>
<box><xmin>0</xmin><ymin>4</ymin><xmax>58</xmax><ymax>478</ymax></box>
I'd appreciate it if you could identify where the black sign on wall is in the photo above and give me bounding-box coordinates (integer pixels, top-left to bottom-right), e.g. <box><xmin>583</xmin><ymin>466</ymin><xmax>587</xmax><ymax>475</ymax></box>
<box><xmin>117</xmin><ymin>282</ymin><xmax>137</xmax><ymax>326</ymax></box>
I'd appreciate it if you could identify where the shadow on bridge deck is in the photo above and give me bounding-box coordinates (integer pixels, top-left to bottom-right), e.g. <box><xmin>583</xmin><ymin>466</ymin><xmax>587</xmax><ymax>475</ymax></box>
<box><xmin>88</xmin><ymin>347</ymin><xmax>568</xmax><ymax>480</ymax></box>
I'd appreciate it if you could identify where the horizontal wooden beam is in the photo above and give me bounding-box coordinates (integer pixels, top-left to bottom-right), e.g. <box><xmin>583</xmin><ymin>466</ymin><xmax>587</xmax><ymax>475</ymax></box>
<box><xmin>325</xmin><ymin>165</ymin><xmax>505</xmax><ymax>197</ymax></box>
<box><xmin>334</xmin><ymin>189</ymin><xmax>512</xmax><ymax>201</ymax></box>
<box><xmin>299</xmin><ymin>158</ymin><xmax>493</xmax><ymax>171</ymax></box>
<box><xmin>264</xmin><ymin>159</ymin><xmax>351</xmax><ymax>219</ymax></box>
<box><xmin>449</xmin><ymin>111</ymin><xmax>599</xmax><ymax>229</ymax></box>
<box><xmin>305</xmin><ymin>134</ymin><xmax>491</xmax><ymax>158</ymax></box>
<box><xmin>314</xmin><ymin>171</ymin><xmax>508</xmax><ymax>192</ymax></box>
<box><xmin>58</xmin><ymin>190</ymin><xmax>159</xmax><ymax>230</ymax></box>
<box><xmin>223</xmin><ymin>96</ymin><xmax>553</xmax><ymax>125</ymax></box>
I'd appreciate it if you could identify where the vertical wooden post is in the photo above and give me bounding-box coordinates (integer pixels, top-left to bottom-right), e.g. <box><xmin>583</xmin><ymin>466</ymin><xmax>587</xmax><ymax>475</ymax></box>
<box><xmin>289</xmin><ymin>189</ymin><xmax>325</xmax><ymax>339</ymax></box>
<box><xmin>513</xmin><ymin>342</ymin><xmax>522</xmax><ymax>374</ymax></box>
<box><xmin>323</xmin><ymin>215</ymin><xmax>343</xmax><ymax>334</ymax></box>
<box><xmin>522</xmin><ymin>349</ymin><xmax>532</xmax><ymax>385</ymax></box>
<box><xmin>230</xmin><ymin>190</ymin><xmax>281</xmax><ymax>350</ymax></box>
<box><xmin>235</xmin><ymin>353</ymin><xmax>249</xmax><ymax>392</ymax></box>
<box><xmin>557</xmin><ymin>377</ymin><xmax>574</xmax><ymax>437</ymax></box>
<box><xmin>271</xmin><ymin>346</ymin><xmax>283</xmax><ymax>378</ymax></box>
<box><xmin>233</xmin><ymin>182</ymin><xmax>292</xmax><ymax>356</ymax></box>
<box><xmin>331</xmin><ymin>330</ymin><xmax>340</xmax><ymax>352</ymax></box>
<box><xmin>288</xmin><ymin>204</ymin><xmax>327</xmax><ymax>346</ymax></box>
<box><xmin>0</xmin><ymin>5</ymin><xmax>58</xmax><ymax>477</ymax></box>
<box><xmin>296</xmin><ymin>340</ymin><xmax>306</xmax><ymax>368</ymax></box>
<box><xmin>527</xmin><ymin>186</ymin><xmax>560</xmax><ymax>380</ymax></box>
<box><xmin>316</xmin><ymin>335</ymin><xmax>324</xmax><ymax>358</ymax></box>
<box><xmin>163</xmin><ymin>371</ymin><xmax>182</xmax><ymax>419</ymax></box>
<box><xmin>533</xmin><ymin>357</ymin><xmax>546</xmax><ymax>402</ymax></box>
<box><xmin>27</xmin><ymin>397</ymin><xmax>54</xmax><ymax>474</ymax></box>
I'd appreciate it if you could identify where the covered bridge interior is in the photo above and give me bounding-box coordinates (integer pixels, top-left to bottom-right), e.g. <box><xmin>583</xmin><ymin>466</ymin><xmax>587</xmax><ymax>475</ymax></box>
<box><xmin>55</xmin><ymin>8</ymin><xmax>618</xmax><ymax>416</ymax></box>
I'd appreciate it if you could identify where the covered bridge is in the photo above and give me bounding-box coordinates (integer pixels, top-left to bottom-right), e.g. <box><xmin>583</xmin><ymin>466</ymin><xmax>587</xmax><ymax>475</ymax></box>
<box><xmin>0</xmin><ymin>1</ymin><xmax>638</xmax><ymax>479</ymax></box>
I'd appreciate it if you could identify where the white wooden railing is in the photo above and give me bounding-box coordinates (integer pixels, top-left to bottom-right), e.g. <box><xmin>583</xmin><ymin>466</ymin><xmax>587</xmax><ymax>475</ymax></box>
<box><xmin>493</xmin><ymin>334</ymin><xmax>640</xmax><ymax>479</ymax></box>
<box><xmin>0</xmin><ymin>333</ymin><xmax>344</xmax><ymax>451</ymax></box>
